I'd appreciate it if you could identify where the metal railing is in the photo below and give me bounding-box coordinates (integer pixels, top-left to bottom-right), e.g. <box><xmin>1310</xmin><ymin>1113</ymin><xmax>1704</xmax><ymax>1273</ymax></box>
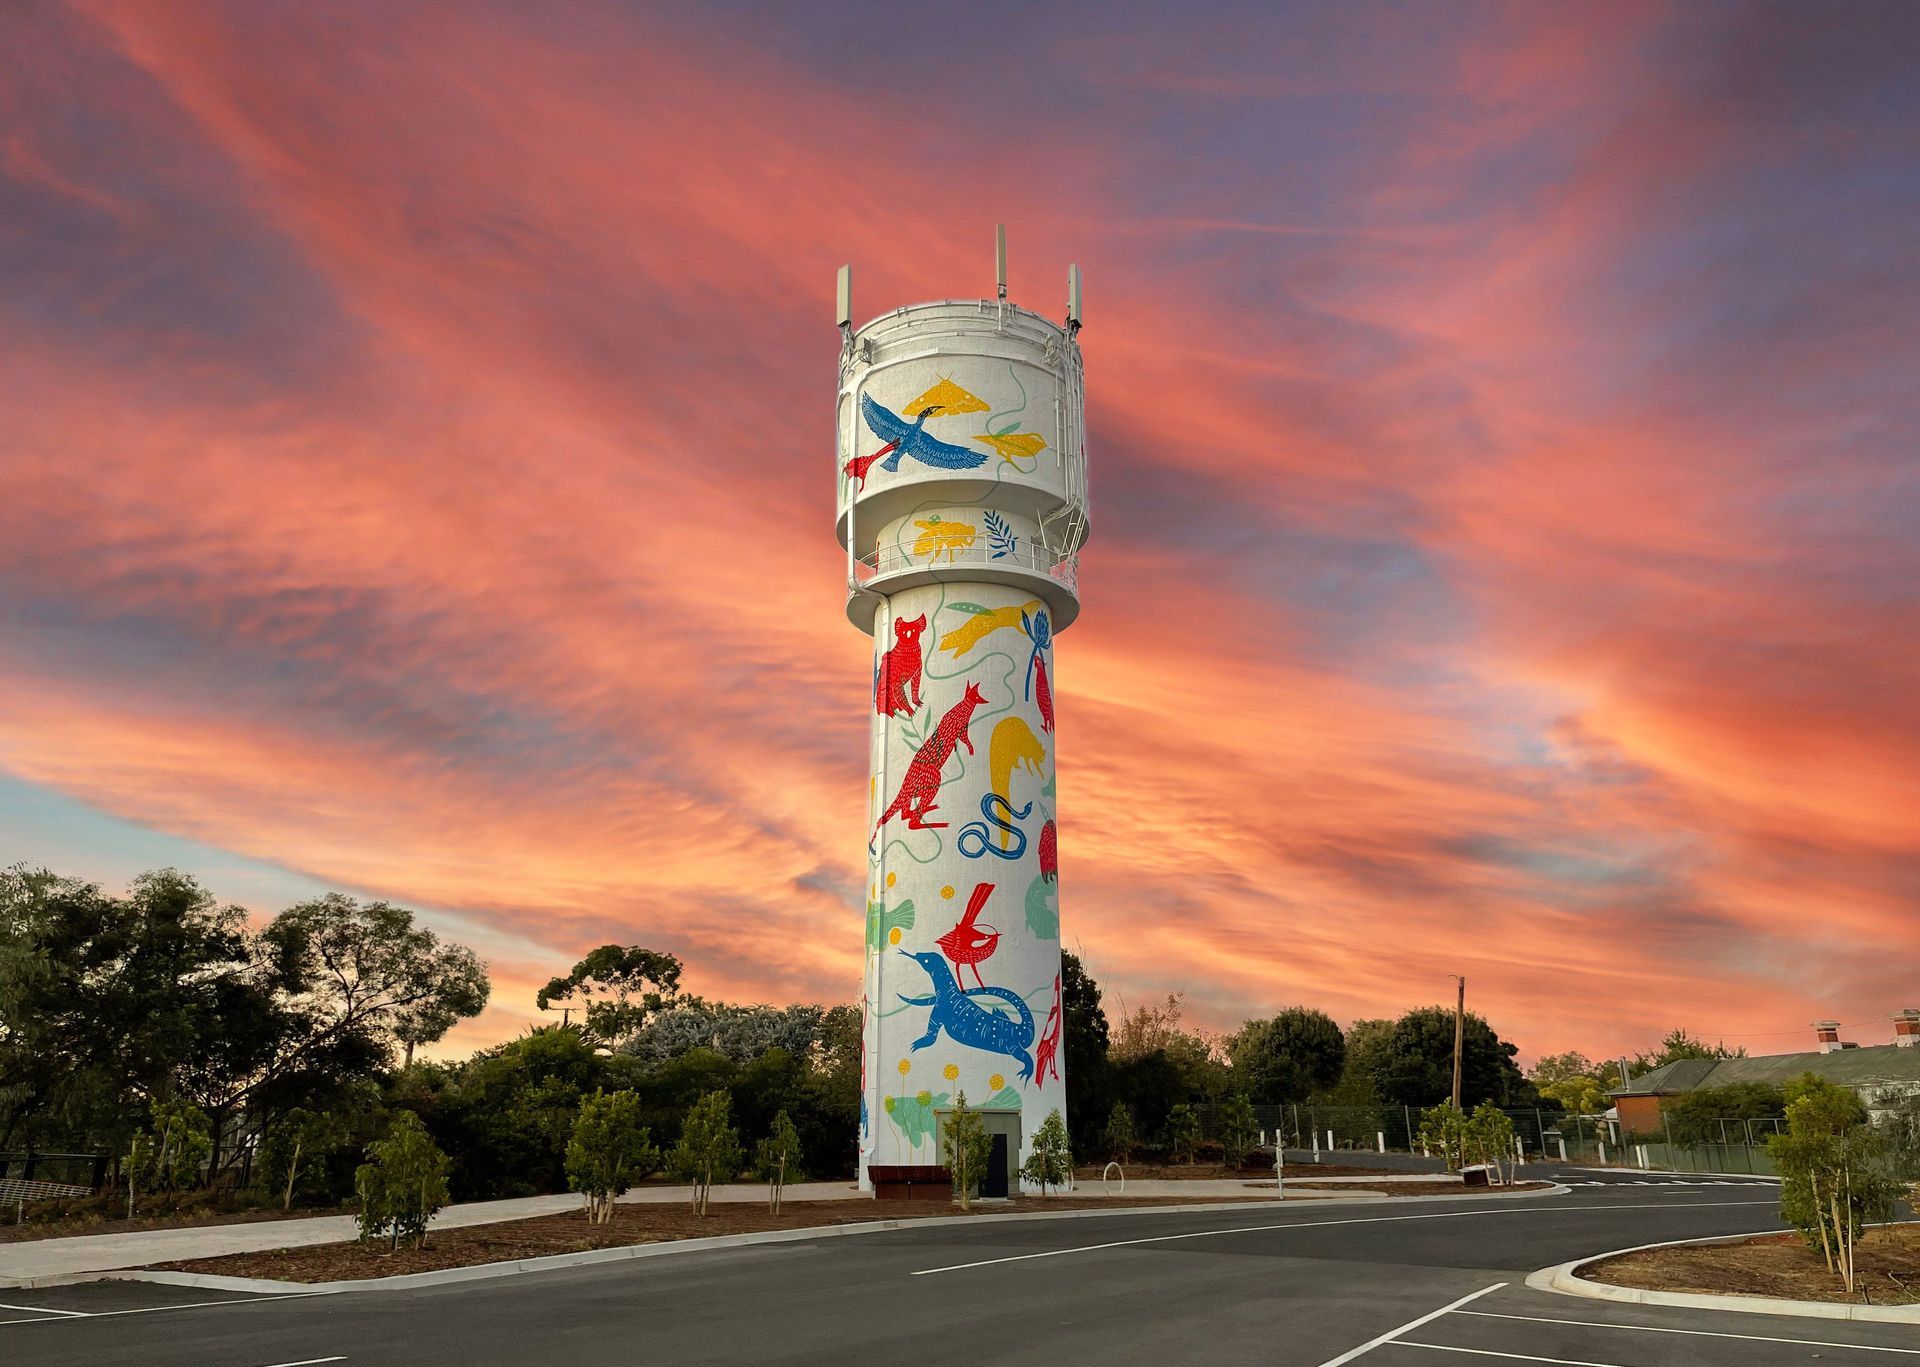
<box><xmin>854</xmin><ymin>540</ymin><xmax>1078</xmax><ymax>593</ymax></box>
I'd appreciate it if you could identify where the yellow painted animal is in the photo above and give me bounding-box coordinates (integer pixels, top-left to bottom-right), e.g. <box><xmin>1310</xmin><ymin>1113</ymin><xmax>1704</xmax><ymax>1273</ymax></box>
<box><xmin>989</xmin><ymin>717</ymin><xmax>1046</xmax><ymax>850</ymax></box>
<box><xmin>938</xmin><ymin>598</ymin><xmax>1043</xmax><ymax>658</ymax></box>
<box><xmin>972</xmin><ymin>432</ymin><xmax>1047</xmax><ymax>464</ymax></box>
<box><xmin>913</xmin><ymin>517</ymin><xmax>976</xmax><ymax>562</ymax></box>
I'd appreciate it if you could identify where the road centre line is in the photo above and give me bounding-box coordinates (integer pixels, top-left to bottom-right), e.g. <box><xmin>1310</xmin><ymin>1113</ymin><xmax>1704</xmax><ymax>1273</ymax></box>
<box><xmin>1392</xmin><ymin>1344</ymin><xmax>1625</xmax><ymax>1367</ymax></box>
<box><xmin>1457</xmin><ymin>1309</ymin><xmax>1920</xmax><ymax>1354</ymax></box>
<box><xmin>910</xmin><ymin>1200</ymin><xmax>1780</xmax><ymax>1276</ymax></box>
<box><xmin>1314</xmin><ymin>1283</ymin><xmax>1507</xmax><ymax>1367</ymax></box>
<box><xmin>0</xmin><ymin>1302</ymin><xmax>88</xmax><ymax>1316</ymax></box>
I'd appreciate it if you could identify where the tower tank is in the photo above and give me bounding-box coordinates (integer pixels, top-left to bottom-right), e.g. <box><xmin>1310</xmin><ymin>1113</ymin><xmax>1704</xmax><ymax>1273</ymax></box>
<box><xmin>837</xmin><ymin>253</ymin><xmax>1088</xmax><ymax>1193</ymax></box>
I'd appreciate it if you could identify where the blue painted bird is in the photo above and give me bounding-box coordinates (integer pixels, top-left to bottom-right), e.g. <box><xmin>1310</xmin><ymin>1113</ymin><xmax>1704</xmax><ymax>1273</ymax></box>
<box><xmin>858</xmin><ymin>395</ymin><xmax>990</xmax><ymax>473</ymax></box>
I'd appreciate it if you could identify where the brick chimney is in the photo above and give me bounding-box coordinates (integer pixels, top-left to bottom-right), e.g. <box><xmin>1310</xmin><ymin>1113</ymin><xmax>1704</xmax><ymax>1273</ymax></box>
<box><xmin>1813</xmin><ymin>1020</ymin><xmax>1844</xmax><ymax>1053</ymax></box>
<box><xmin>1894</xmin><ymin>1008</ymin><xmax>1920</xmax><ymax>1048</ymax></box>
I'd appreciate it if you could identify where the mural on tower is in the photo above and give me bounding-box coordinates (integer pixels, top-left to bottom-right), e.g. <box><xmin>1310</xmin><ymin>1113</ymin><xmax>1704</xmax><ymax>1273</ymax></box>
<box><xmin>836</xmin><ymin>293</ymin><xmax>1086</xmax><ymax>1190</ymax></box>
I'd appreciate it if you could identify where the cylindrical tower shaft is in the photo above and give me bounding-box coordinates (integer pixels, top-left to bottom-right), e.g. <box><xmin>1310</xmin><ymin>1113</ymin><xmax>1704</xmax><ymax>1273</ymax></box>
<box><xmin>837</xmin><ymin>292</ymin><xmax>1088</xmax><ymax>1193</ymax></box>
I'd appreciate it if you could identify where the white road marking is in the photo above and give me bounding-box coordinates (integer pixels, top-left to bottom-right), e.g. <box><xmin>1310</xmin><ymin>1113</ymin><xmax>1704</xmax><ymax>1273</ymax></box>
<box><xmin>1313</xmin><ymin>1283</ymin><xmax>1507</xmax><ymax>1367</ymax></box>
<box><xmin>1393</xmin><ymin>1343</ymin><xmax>1627</xmax><ymax>1366</ymax></box>
<box><xmin>0</xmin><ymin>1292</ymin><xmax>327</xmax><ymax>1327</ymax></box>
<box><xmin>910</xmin><ymin>1200</ymin><xmax>1778</xmax><ymax>1275</ymax></box>
<box><xmin>1458</xmin><ymin>1309</ymin><xmax>1920</xmax><ymax>1354</ymax></box>
<box><xmin>0</xmin><ymin>1302</ymin><xmax>88</xmax><ymax>1316</ymax></box>
<box><xmin>259</xmin><ymin>1357</ymin><xmax>346</xmax><ymax>1367</ymax></box>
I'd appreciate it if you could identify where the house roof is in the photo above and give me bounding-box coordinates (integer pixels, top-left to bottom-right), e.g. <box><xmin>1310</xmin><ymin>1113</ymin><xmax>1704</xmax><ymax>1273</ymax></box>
<box><xmin>1610</xmin><ymin>1045</ymin><xmax>1920</xmax><ymax>1098</ymax></box>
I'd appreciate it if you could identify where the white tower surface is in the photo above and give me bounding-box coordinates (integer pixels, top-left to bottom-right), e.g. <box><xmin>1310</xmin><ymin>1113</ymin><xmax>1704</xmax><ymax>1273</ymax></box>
<box><xmin>837</xmin><ymin>249</ymin><xmax>1088</xmax><ymax>1193</ymax></box>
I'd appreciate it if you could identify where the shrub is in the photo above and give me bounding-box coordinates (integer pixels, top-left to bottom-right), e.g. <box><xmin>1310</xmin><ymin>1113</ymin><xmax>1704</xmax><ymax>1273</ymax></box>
<box><xmin>943</xmin><ymin>1092</ymin><xmax>992</xmax><ymax>1210</ymax></box>
<box><xmin>1020</xmin><ymin>1109</ymin><xmax>1072</xmax><ymax>1194</ymax></box>
<box><xmin>669</xmin><ymin>1090</ymin><xmax>741</xmax><ymax>1216</ymax></box>
<box><xmin>566</xmin><ymin>1090</ymin><xmax>660</xmax><ymax>1225</ymax></box>
<box><xmin>756</xmin><ymin>1109</ymin><xmax>802</xmax><ymax>1214</ymax></box>
<box><xmin>1166</xmin><ymin>1103</ymin><xmax>1199</xmax><ymax>1164</ymax></box>
<box><xmin>1101</xmin><ymin>1101</ymin><xmax>1136</xmax><ymax>1164</ymax></box>
<box><xmin>355</xmin><ymin>1111</ymin><xmax>451</xmax><ymax>1250</ymax></box>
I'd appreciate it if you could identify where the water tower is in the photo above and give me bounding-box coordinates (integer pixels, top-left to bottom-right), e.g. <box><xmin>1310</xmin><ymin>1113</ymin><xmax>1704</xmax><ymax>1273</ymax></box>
<box><xmin>837</xmin><ymin>234</ymin><xmax>1088</xmax><ymax>1194</ymax></box>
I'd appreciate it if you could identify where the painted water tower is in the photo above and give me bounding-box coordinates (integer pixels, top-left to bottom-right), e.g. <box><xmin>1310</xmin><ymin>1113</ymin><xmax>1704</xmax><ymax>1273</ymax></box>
<box><xmin>837</xmin><ymin>236</ymin><xmax>1088</xmax><ymax>1194</ymax></box>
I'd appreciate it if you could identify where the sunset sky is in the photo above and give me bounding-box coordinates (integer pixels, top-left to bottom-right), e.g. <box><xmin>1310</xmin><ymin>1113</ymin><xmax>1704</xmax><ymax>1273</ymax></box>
<box><xmin>3</xmin><ymin>1</ymin><xmax>1916</xmax><ymax>1066</ymax></box>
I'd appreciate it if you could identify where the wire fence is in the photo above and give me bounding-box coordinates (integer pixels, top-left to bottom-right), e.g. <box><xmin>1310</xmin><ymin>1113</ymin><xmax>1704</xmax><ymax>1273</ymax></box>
<box><xmin>1187</xmin><ymin>1105</ymin><xmax>1790</xmax><ymax>1171</ymax></box>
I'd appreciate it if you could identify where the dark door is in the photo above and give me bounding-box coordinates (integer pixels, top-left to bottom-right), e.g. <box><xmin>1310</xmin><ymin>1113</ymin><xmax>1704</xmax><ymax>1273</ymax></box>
<box><xmin>983</xmin><ymin>1133</ymin><xmax>1010</xmax><ymax>1197</ymax></box>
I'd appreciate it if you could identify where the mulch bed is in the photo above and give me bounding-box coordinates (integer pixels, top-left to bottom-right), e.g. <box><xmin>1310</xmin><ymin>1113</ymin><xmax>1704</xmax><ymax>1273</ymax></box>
<box><xmin>148</xmin><ymin>1194</ymin><xmax>1299</xmax><ymax>1283</ymax></box>
<box><xmin>0</xmin><ymin>1198</ymin><xmax>350</xmax><ymax>1244</ymax></box>
<box><xmin>1583</xmin><ymin>1224</ymin><xmax>1920</xmax><ymax>1306</ymax></box>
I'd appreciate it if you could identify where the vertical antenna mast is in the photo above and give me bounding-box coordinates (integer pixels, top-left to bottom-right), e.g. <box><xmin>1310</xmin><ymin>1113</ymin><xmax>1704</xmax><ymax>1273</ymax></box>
<box><xmin>995</xmin><ymin>225</ymin><xmax>1008</xmax><ymax>301</ymax></box>
<box><xmin>836</xmin><ymin>264</ymin><xmax>853</xmax><ymax>347</ymax></box>
<box><xmin>1066</xmin><ymin>264</ymin><xmax>1082</xmax><ymax>336</ymax></box>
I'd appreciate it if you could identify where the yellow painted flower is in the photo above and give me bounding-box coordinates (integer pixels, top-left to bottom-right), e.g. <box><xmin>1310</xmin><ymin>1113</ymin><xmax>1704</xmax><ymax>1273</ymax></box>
<box><xmin>886</xmin><ymin>871</ymin><xmax>897</xmax><ymax>888</ymax></box>
<box><xmin>943</xmin><ymin>1064</ymin><xmax>959</xmax><ymax>1082</ymax></box>
<box><xmin>888</xmin><ymin>927</ymin><xmax>902</xmax><ymax>945</ymax></box>
<box><xmin>884</xmin><ymin>1096</ymin><xmax>896</xmax><ymax>1114</ymax></box>
<box><xmin>916</xmin><ymin>1090</ymin><xmax>932</xmax><ymax>1105</ymax></box>
<box><xmin>989</xmin><ymin>1073</ymin><xmax>1005</xmax><ymax>1091</ymax></box>
<box><xmin>940</xmin><ymin>885</ymin><xmax>955</xmax><ymax>900</ymax></box>
<box><xmin>897</xmin><ymin>1058</ymin><xmax>911</xmax><ymax>1076</ymax></box>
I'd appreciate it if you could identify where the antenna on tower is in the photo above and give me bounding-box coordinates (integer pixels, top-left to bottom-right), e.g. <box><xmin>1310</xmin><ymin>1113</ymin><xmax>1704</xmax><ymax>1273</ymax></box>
<box><xmin>1066</xmin><ymin>264</ymin><xmax>1082</xmax><ymax>336</ymax></box>
<box><xmin>836</xmin><ymin>264</ymin><xmax>853</xmax><ymax>346</ymax></box>
<box><xmin>995</xmin><ymin>225</ymin><xmax>1007</xmax><ymax>301</ymax></box>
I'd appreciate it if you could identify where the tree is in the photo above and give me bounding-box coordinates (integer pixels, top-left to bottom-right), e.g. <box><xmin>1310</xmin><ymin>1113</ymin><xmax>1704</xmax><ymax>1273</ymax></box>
<box><xmin>1020</xmin><ymin>1109</ymin><xmax>1072</xmax><ymax>1195</ymax></box>
<box><xmin>194</xmin><ymin>893</ymin><xmax>488</xmax><ymax>1175</ymax></box>
<box><xmin>1369</xmin><ymin>1008</ymin><xmax>1531</xmax><ymax>1109</ymax></box>
<box><xmin>134</xmin><ymin>1095</ymin><xmax>213</xmax><ymax>1194</ymax></box>
<box><xmin>1418</xmin><ymin>1102</ymin><xmax>1468</xmax><ymax>1171</ymax></box>
<box><xmin>1101</xmin><ymin>1101</ymin><xmax>1136</xmax><ymax>1164</ymax></box>
<box><xmin>1313</xmin><ymin>1017</ymin><xmax>1392</xmax><ymax>1109</ymax></box>
<box><xmin>624</xmin><ymin>1002</ymin><xmax>836</xmax><ymax>1067</ymax></box>
<box><xmin>1060</xmin><ymin>952</ymin><xmax>1111</xmax><ymax>1143</ymax></box>
<box><xmin>1636</xmin><ymin>1028</ymin><xmax>1744</xmax><ymax>1071</ymax></box>
<box><xmin>1229</xmin><ymin>1009</ymin><xmax>1345</xmax><ymax>1105</ymax></box>
<box><xmin>1539</xmin><ymin>1075</ymin><xmax>1609</xmax><ymax>1116</ymax></box>
<box><xmin>355</xmin><ymin>1111</ymin><xmax>451</xmax><ymax>1251</ymax></box>
<box><xmin>257</xmin><ymin>1106</ymin><xmax>346</xmax><ymax>1210</ymax></box>
<box><xmin>539</xmin><ymin>945</ymin><xmax>682</xmax><ymax>1043</ymax></box>
<box><xmin>1527</xmin><ymin>1051</ymin><xmax>1594</xmax><ymax>1087</ymax></box>
<box><xmin>1166</xmin><ymin>1103</ymin><xmax>1200</xmax><ymax>1164</ymax></box>
<box><xmin>757</xmin><ymin>1109</ymin><xmax>802</xmax><ymax>1214</ymax></box>
<box><xmin>1769</xmin><ymin>1074</ymin><xmax>1898</xmax><ymax>1294</ymax></box>
<box><xmin>566</xmin><ymin>1089</ymin><xmax>659</xmax><ymax>1225</ymax></box>
<box><xmin>1661</xmin><ymin>1083</ymin><xmax>1786</xmax><ymax>1146</ymax></box>
<box><xmin>0</xmin><ymin>867</ymin><xmax>258</xmax><ymax>1155</ymax></box>
<box><xmin>1466</xmin><ymin>1102</ymin><xmax>1516</xmax><ymax>1184</ymax></box>
<box><xmin>943</xmin><ymin>1091</ymin><xmax>992</xmax><ymax>1210</ymax></box>
<box><xmin>669</xmin><ymin>1090</ymin><xmax>741</xmax><ymax>1216</ymax></box>
<box><xmin>1216</xmin><ymin>1094</ymin><xmax>1258</xmax><ymax>1168</ymax></box>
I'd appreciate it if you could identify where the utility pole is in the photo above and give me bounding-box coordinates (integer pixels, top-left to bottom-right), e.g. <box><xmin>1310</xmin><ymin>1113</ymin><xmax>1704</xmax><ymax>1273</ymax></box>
<box><xmin>1450</xmin><ymin>975</ymin><xmax>1466</xmax><ymax>1110</ymax></box>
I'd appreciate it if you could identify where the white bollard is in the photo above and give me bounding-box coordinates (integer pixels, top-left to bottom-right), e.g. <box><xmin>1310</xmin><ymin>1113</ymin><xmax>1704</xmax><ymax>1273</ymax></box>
<box><xmin>1556</xmin><ymin>1137</ymin><xmax>1568</xmax><ymax>1162</ymax></box>
<box><xmin>1597</xmin><ymin>1140</ymin><xmax>1607</xmax><ymax>1164</ymax></box>
<box><xmin>1326</xmin><ymin>1129</ymin><xmax>1334</xmax><ymax>1154</ymax></box>
<box><xmin>1311</xmin><ymin>1129</ymin><xmax>1321</xmax><ymax>1162</ymax></box>
<box><xmin>1514</xmin><ymin>1136</ymin><xmax>1524</xmax><ymax>1163</ymax></box>
<box><xmin>1377</xmin><ymin>1132</ymin><xmax>1386</xmax><ymax>1153</ymax></box>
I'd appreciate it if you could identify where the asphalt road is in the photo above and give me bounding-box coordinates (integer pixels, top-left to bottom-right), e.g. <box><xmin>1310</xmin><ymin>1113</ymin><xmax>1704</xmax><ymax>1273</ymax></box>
<box><xmin>5</xmin><ymin>1180</ymin><xmax>1910</xmax><ymax>1367</ymax></box>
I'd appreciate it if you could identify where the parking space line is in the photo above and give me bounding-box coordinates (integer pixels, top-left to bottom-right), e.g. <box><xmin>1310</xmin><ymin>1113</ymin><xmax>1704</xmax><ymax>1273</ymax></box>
<box><xmin>1313</xmin><ymin>1283</ymin><xmax>1507</xmax><ymax>1366</ymax></box>
<box><xmin>1457</xmin><ymin>1308</ymin><xmax>1920</xmax><ymax>1354</ymax></box>
<box><xmin>1394</xmin><ymin>1343</ymin><xmax>1625</xmax><ymax>1366</ymax></box>
<box><xmin>911</xmin><ymin>1200</ymin><xmax>1776</xmax><ymax>1275</ymax></box>
<box><xmin>0</xmin><ymin>1292</ymin><xmax>327</xmax><ymax>1326</ymax></box>
<box><xmin>0</xmin><ymin>1302</ymin><xmax>88</xmax><ymax>1317</ymax></box>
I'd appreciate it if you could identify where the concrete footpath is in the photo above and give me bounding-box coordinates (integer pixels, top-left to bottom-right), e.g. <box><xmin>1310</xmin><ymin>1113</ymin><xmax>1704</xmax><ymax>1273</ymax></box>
<box><xmin>0</xmin><ymin>1174</ymin><xmax>1369</xmax><ymax>1285</ymax></box>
